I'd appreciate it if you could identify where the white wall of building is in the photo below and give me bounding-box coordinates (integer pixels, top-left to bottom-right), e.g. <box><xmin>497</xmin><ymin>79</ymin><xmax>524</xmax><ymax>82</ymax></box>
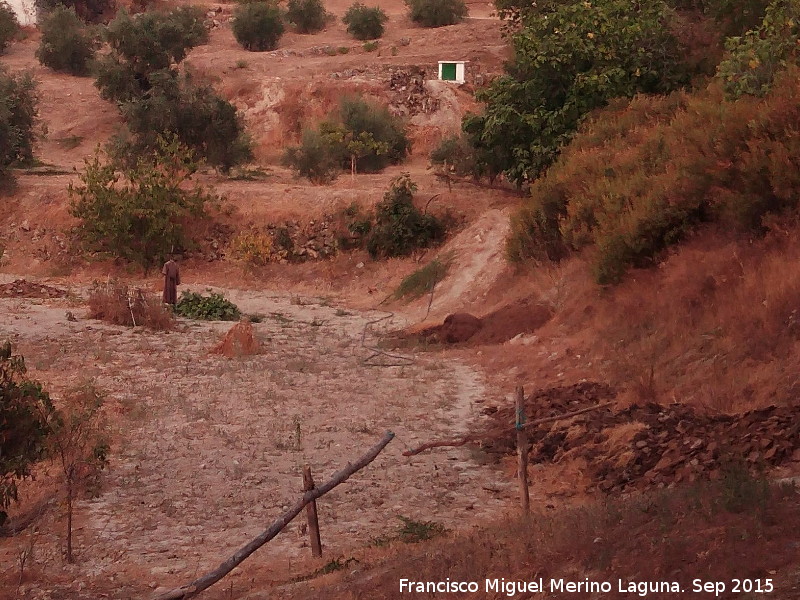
<box><xmin>4</xmin><ymin>0</ymin><xmax>36</xmax><ymax>25</ymax></box>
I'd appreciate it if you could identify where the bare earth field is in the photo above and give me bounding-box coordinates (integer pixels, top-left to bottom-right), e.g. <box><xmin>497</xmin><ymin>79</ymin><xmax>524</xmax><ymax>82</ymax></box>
<box><xmin>0</xmin><ymin>283</ymin><xmax>516</xmax><ymax>599</ymax></box>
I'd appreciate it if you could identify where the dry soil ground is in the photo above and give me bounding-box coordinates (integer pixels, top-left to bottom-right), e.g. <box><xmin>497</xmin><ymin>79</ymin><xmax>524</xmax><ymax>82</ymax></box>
<box><xmin>0</xmin><ymin>279</ymin><xmax>522</xmax><ymax>599</ymax></box>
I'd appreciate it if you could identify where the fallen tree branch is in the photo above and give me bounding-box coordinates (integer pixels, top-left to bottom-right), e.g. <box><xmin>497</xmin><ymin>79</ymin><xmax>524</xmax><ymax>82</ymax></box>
<box><xmin>403</xmin><ymin>402</ymin><xmax>613</xmax><ymax>456</ymax></box>
<box><xmin>154</xmin><ymin>431</ymin><xmax>395</xmax><ymax>600</ymax></box>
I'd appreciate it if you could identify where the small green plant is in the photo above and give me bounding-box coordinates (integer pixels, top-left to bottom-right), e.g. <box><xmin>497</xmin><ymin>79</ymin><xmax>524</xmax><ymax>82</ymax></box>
<box><xmin>235</xmin><ymin>59</ymin><xmax>249</xmax><ymax>69</ymax></box>
<box><xmin>35</xmin><ymin>5</ymin><xmax>96</xmax><ymax>76</ymax></box>
<box><xmin>715</xmin><ymin>461</ymin><xmax>771</xmax><ymax>515</ymax></box>
<box><xmin>396</xmin><ymin>515</ymin><xmax>447</xmax><ymax>542</ymax></box>
<box><xmin>175</xmin><ymin>291</ymin><xmax>242</xmax><ymax>320</ymax></box>
<box><xmin>342</xmin><ymin>2</ymin><xmax>388</xmax><ymax>40</ymax></box>
<box><xmin>337</xmin><ymin>45</ymin><xmax>350</xmax><ymax>54</ymax></box>
<box><xmin>393</xmin><ymin>256</ymin><xmax>451</xmax><ymax>301</ymax></box>
<box><xmin>366</xmin><ymin>174</ymin><xmax>447</xmax><ymax>258</ymax></box>
<box><xmin>286</xmin><ymin>0</ymin><xmax>328</xmax><ymax>33</ymax></box>
<box><xmin>0</xmin><ymin>3</ymin><xmax>19</xmax><ymax>54</ymax></box>
<box><xmin>362</xmin><ymin>40</ymin><xmax>378</xmax><ymax>52</ymax></box>
<box><xmin>232</xmin><ymin>2</ymin><xmax>285</xmax><ymax>51</ymax></box>
<box><xmin>405</xmin><ymin>0</ymin><xmax>467</xmax><ymax>27</ymax></box>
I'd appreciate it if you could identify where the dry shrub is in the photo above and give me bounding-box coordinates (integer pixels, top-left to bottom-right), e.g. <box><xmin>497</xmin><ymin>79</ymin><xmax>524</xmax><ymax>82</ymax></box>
<box><xmin>509</xmin><ymin>68</ymin><xmax>800</xmax><ymax>284</ymax></box>
<box><xmin>586</xmin><ymin>221</ymin><xmax>800</xmax><ymax>411</ymax></box>
<box><xmin>308</xmin><ymin>479</ymin><xmax>798</xmax><ymax>600</ymax></box>
<box><xmin>210</xmin><ymin>320</ymin><xmax>262</xmax><ymax>357</ymax></box>
<box><xmin>88</xmin><ymin>281</ymin><xmax>174</xmax><ymax>330</ymax></box>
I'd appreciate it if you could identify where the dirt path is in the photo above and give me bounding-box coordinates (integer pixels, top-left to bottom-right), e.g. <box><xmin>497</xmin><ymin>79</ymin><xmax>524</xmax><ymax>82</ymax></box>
<box><xmin>0</xmin><ymin>286</ymin><xmax>514</xmax><ymax>599</ymax></box>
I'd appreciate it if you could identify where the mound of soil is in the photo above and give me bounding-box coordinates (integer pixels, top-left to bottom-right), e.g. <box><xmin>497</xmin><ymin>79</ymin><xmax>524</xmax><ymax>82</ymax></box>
<box><xmin>479</xmin><ymin>382</ymin><xmax>800</xmax><ymax>492</ymax></box>
<box><xmin>418</xmin><ymin>298</ymin><xmax>553</xmax><ymax>346</ymax></box>
<box><xmin>210</xmin><ymin>320</ymin><xmax>262</xmax><ymax>357</ymax></box>
<box><xmin>0</xmin><ymin>279</ymin><xmax>66</xmax><ymax>298</ymax></box>
<box><xmin>471</xmin><ymin>297</ymin><xmax>553</xmax><ymax>344</ymax></box>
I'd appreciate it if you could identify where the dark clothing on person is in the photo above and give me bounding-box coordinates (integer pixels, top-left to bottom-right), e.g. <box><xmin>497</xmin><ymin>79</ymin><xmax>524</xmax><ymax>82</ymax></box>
<box><xmin>162</xmin><ymin>259</ymin><xmax>180</xmax><ymax>305</ymax></box>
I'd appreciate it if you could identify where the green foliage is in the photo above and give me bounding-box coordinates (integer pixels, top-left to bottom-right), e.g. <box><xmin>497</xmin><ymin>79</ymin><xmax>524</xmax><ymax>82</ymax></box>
<box><xmin>95</xmin><ymin>8</ymin><xmax>249</xmax><ymax>170</ymax></box>
<box><xmin>366</xmin><ymin>174</ymin><xmax>447</xmax><ymax>258</ymax></box>
<box><xmin>338</xmin><ymin>97</ymin><xmax>409</xmax><ymax>171</ymax></box>
<box><xmin>283</xmin><ymin>97</ymin><xmax>409</xmax><ymax>181</ymax></box>
<box><xmin>0</xmin><ymin>68</ymin><xmax>37</xmax><ymax>181</ymax></box>
<box><xmin>717</xmin><ymin>0</ymin><xmax>800</xmax><ymax>98</ymax></box>
<box><xmin>0</xmin><ymin>3</ymin><xmax>18</xmax><ymax>54</ymax></box>
<box><xmin>465</xmin><ymin>0</ymin><xmax>690</xmax><ymax>186</ymax></box>
<box><xmin>429</xmin><ymin>134</ymin><xmax>485</xmax><ymax>179</ymax></box>
<box><xmin>174</xmin><ymin>291</ymin><xmax>242</xmax><ymax>320</ymax></box>
<box><xmin>715</xmin><ymin>462</ymin><xmax>770</xmax><ymax>515</ymax></box>
<box><xmin>405</xmin><ymin>0</ymin><xmax>467</xmax><ymax>27</ymax></box>
<box><xmin>36</xmin><ymin>6</ymin><xmax>96</xmax><ymax>76</ymax></box>
<box><xmin>0</xmin><ymin>341</ymin><xmax>56</xmax><ymax>526</ymax></box>
<box><xmin>232</xmin><ymin>2</ymin><xmax>285</xmax><ymax>51</ymax></box>
<box><xmin>286</xmin><ymin>0</ymin><xmax>328</xmax><ymax>33</ymax></box>
<box><xmin>342</xmin><ymin>3</ymin><xmax>388</xmax><ymax>40</ymax></box>
<box><xmin>393</xmin><ymin>256</ymin><xmax>451</xmax><ymax>300</ymax></box>
<box><xmin>396</xmin><ymin>515</ymin><xmax>447</xmax><ymax>542</ymax></box>
<box><xmin>36</xmin><ymin>0</ymin><xmax>115</xmax><ymax>23</ymax></box>
<box><xmin>282</xmin><ymin>127</ymin><xmax>342</xmax><ymax>183</ymax></box>
<box><xmin>508</xmin><ymin>69</ymin><xmax>800</xmax><ymax>283</ymax></box>
<box><xmin>118</xmin><ymin>71</ymin><xmax>253</xmax><ymax>172</ymax></box>
<box><xmin>69</xmin><ymin>136</ymin><xmax>214</xmax><ymax>269</ymax></box>
<box><xmin>96</xmin><ymin>7</ymin><xmax>208</xmax><ymax>102</ymax></box>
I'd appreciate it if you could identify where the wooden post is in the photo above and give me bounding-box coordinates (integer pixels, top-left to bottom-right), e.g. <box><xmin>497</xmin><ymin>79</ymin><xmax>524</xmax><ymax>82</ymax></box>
<box><xmin>516</xmin><ymin>385</ymin><xmax>530</xmax><ymax>514</ymax></box>
<box><xmin>303</xmin><ymin>465</ymin><xmax>322</xmax><ymax>557</ymax></box>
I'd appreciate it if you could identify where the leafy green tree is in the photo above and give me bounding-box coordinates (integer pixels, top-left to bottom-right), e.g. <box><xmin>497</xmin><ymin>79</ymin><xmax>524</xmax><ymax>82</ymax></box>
<box><xmin>95</xmin><ymin>7</ymin><xmax>208</xmax><ymax>103</ymax></box>
<box><xmin>286</xmin><ymin>0</ymin><xmax>328</xmax><ymax>33</ymax></box>
<box><xmin>283</xmin><ymin>97</ymin><xmax>409</xmax><ymax>181</ymax></box>
<box><xmin>717</xmin><ymin>0</ymin><xmax>800</xmax><ymax>98</ymax></box>
<box><xmin>232</xmin><ymin>2</ymin><xmax>285</xmax><ymax>51</ymax></box>
<box><xmin>464</xmin><ymin>0</ymin><xmax>689</xmax><ymax>186</ymax></box>
<box><xmin>282</xmin><ymin>127</ymin><xmax>342</xmax><ymax>183</ymax></box>
<box><xmin>342</xmin><ymin>3</ymin><xmax>388</xmax><ymax>40</ymax></box>
<box><xmin>338</xmin><ymin>96</ymin><xmax>409</xmax><ymax>171</ymax></box>
<box><xmin>69</xmin><ymin>136</ymin><xmax>216</xmax><ymax>269</ymax></box>
<box><xmin>0</xmin><ymin>342</ymin><xmax>56</xmax><ymax>526</ymax></box>
<box><xmin>0</xmin><ymin>3</ymin><xmax>18</xmax><ymax>54</ymax></box>
<box><xmin>406</xmin><ymin>0</ymin><xmax>467</xmax><ymax>27</ymax></box>
<box><xmin>36</xmin><ymin>5</ymin><xmax>97</xmax><ymax>76</ymax></box>
<box><xmin>119</xmin><ymin>70</ymin><xmax>252</xmax><ymax>172</ymax></box>
<box><xmin>0</xmin><ymin>68</ymin><xmax>37</xmax><ymax>184</ymax></box>
<box><xmin>366</xmin><ymin>173</ymin><xmax>446</xmax><ymax>258</ymax></box>
<box><xmin>35</xmin><ymin>0</ymin><xmax>115</xmax><ymax>23</ymax></box>
<box><xmin>94</xmin><ymin>8</ymin><xmax>249</xmax><ymax>170</ymax></box>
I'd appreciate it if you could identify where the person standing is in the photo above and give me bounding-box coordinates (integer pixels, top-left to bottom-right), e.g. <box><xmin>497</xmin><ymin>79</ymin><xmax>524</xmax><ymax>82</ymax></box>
<box><xmin>162</xmin><ymin>257</ymin><xmax>180</xmax><ymax>305</ymax></box>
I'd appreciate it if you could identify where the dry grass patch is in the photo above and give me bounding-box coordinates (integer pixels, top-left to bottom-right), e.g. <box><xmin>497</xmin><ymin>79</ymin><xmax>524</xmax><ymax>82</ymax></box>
<box><xmin>88</xmin><ymin>281</ymin><xmax>174</xmax><ymax>330</ymax></box>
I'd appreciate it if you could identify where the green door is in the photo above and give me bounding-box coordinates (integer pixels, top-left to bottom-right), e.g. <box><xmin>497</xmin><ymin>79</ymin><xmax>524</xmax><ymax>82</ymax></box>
<box><xmin>441</xmin><ymin>63</ymin><xmax>457</xmax><ymax>81</ymax></box>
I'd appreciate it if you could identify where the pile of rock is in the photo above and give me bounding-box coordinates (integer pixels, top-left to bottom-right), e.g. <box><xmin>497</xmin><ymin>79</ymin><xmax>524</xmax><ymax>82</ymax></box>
<box><xmin>481</xmin><ymin>382</ymin><xmax>800</xmax><ymax>492</ymax></box>
<box><xmin>0</xmin><ymin>279</ymin><xmax>67</xmax><ymax>298</ymax></box>
<box><xmin>388</xmin><ymin>67</ymin><xmax>439</xmax><ymax>116</ymax></box>
<box><xmin>265</xmin><ymin>217</ymin><xmax>340</xmax><ymax>263</ymax></box>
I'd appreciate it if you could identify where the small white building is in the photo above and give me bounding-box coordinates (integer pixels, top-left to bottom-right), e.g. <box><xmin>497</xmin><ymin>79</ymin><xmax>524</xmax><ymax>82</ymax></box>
<box><xmin>5</xmin><ymin>0</ymin><xmax>36</xmax><ymax>24</ymax></box>
<box><xmin>438</xmin><ymin>61</ymin><xmax>467</xmax><ymax>84</ymax></box>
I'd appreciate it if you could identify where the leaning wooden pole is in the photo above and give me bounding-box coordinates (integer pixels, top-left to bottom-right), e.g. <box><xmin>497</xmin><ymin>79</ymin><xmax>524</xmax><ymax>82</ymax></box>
<box><xmin>302</xmin><ymin>465</ymin><xmax>323</xmax><ymax>557</ymax></box>
<box><xmin>516</xmin><ymin>386</ymin><xmax>530</xmax><ymax>514</ymax></box>
<box><xmin>154</xmin><ymin>431</ymin><xmax>395</xmax><ymax>600</ymax></box>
